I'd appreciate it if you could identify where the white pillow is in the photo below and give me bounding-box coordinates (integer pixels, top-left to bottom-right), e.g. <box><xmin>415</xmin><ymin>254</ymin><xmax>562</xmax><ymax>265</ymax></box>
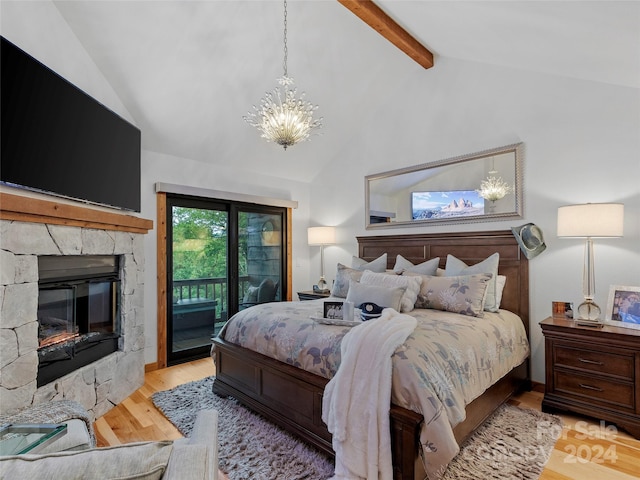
<box><xmin>445</xmin><ymin>253</ymin><xmax>500</xmax><ymax>312</ymax></box>
<box><xmin>393</xmin><ymin>255</ymin><xmax>440</xmax><ymax>275</ymax></box>
<box><xmin>360</xmin><ymin>270</ymin><xmax>423</xmax><ymax>313</ymax></box>
<box><xmin>495</xmin><ymin>275</ymin><xmax>507</xmax><ymax>309</ymax></box>
<box><xmin>345</xmin><ymin>280</ymin><xmax>405</xmax><ymax>311</ymax></box>
<box><xmin>351</xmin><ymin>253</ymin><xmax>387</xmax><ymax>272</ymax></box>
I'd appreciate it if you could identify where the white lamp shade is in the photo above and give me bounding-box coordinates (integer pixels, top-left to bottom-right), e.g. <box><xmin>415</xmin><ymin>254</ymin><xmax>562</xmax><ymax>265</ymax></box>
<box><xmin>307</xmin><ymin>226</ymin><xmax>336</xmax><ymax>245</ymax></box>
<box><xmin>557</xmin><ymin>203</ymin><xmax>624</xmax><ymax>238</ymax></box>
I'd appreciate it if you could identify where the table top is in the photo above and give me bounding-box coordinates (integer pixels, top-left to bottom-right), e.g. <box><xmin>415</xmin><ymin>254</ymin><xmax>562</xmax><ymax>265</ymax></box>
<box><xmin>0</xmin><ymin>423</ymin><xmax>67</xmax><ymax>455</ymax></box>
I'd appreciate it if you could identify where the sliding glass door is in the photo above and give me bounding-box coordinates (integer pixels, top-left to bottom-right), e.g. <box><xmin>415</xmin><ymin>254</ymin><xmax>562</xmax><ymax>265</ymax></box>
<box><xmin>168</xmin><ymin>197</ymin><xmax>228</xmax><ymax>364</ymax></box>
<box><xmin>166</xmin><ymin>195</ymin><xmax>286</xmax><ymax>365</ymax></box>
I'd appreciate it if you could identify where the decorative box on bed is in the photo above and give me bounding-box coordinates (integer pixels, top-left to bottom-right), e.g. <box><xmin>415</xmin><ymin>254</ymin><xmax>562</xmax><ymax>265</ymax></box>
<box><xmin>211</xmin><ymin>230</ymin><xmax>530</xmax><ymax>480</ymax></box>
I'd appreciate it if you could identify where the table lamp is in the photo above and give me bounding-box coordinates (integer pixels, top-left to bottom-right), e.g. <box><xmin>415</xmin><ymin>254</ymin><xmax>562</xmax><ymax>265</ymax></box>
<box><xmin>308</xmin><ymin>226</ymin><xmax>336</xmax><ymax>293</ymax></box>
<box><xmin>557</xmin><ymin>203</ymin><xmax>624</xmax><ymax>325</ymax></box>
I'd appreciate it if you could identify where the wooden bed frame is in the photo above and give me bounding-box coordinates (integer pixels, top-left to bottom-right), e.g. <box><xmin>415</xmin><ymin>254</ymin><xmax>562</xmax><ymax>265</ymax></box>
<box><xmin>212</xmin><ymin>230</ymin><xmax>531</xmax><ymax>480</ymax></box>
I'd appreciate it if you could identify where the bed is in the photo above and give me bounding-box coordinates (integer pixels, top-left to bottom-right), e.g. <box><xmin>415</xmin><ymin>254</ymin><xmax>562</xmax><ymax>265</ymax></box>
<box><xmin>211</xmin><ymin>230</ymin><xmax>531</xmax><ymax>479</ymax></box>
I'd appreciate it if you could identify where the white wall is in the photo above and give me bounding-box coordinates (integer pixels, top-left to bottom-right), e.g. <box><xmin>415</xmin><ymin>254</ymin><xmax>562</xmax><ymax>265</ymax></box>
<box><xmin>310</xmin><ymin>56</ymin><xmax>640</xmax><ymax>384</ymax></box>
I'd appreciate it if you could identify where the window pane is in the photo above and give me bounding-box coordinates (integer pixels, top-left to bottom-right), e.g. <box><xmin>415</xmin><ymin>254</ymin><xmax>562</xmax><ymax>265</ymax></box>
<box><xmin>238</xmin><ymin>212</ymin><xmax>282</xmax><ymax>310</ymax></box>
<box><xmin>171</xmin><ymin>206</ymin><xmax>228</xmax><ymax>358</ymax></box>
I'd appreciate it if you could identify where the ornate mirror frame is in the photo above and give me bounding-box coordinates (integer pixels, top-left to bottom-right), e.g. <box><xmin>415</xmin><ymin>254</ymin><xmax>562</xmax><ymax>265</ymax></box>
<box><xmin>365</xmin><ymin>143</ymin><xmax>524</xmax><ymax>229</ymax></box>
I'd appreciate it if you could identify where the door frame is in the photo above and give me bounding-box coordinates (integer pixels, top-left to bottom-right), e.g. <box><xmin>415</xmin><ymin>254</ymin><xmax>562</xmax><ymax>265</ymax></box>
<box><xmin>156</xmin><ymin>192</ymin><xmax>293</xmax><ymax>369</ymax></box>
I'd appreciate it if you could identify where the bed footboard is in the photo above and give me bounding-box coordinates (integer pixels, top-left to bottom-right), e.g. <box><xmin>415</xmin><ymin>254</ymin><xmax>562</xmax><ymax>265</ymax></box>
<box><xmin>212</xmin><ymin>337</ymin><xmax>422</xmax><ymax>480</ymax></box>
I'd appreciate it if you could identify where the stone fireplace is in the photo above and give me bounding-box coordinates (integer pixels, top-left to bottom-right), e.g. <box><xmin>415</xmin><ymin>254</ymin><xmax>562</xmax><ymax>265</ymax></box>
<box><xmin>0</xmin><ymin>192</ymin><xmax>153</xmax><ymax>420</ymax></box>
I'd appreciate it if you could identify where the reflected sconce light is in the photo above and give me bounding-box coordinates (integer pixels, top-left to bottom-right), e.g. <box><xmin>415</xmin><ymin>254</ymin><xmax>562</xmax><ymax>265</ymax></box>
<box><xmin>557</xmin><ymin>203</ymin><xmax>624</xmax><ymax>325</ymax></box>
<box><xmin>308</xmin><ymin>226</ymin><xmax>336</xmax><ymax>293</ymax></box>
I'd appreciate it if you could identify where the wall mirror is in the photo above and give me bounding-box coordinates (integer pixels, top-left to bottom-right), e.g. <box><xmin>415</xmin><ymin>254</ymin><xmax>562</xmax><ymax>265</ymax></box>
<box><xmin>365</xmin><ymin>143</ymin><xmax>523</xmax><ymax>229</ymax></box>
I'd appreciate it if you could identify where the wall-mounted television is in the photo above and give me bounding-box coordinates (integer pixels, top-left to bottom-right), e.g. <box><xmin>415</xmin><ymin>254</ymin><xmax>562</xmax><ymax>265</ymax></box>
<box><xmin>411</xmin><ymin>190</ymin><xmax>484</xmax><ymax>220</ymax></box>
<box><xmin>1</xmin><ymin>36</ymin><xmax>141</xmax><ymax>212</ymax></box>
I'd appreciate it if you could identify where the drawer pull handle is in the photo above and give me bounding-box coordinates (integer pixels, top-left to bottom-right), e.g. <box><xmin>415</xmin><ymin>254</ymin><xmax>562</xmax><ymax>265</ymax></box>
<box><xmin>578</xmin><ymin>358</ymin><xmax>604</xmax><ymax>366</ymax></box>
<box><xmin>579</xmin><ymin>383</ymin><xmax>603</xmax><ymax>392</ymax></box>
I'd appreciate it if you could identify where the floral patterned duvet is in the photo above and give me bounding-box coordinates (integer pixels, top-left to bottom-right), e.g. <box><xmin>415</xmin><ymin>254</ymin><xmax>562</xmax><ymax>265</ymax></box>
<box><xmin>214</xmin><ymin>299</ymin><xmax>529</xmax><ymax>479</ymax></box>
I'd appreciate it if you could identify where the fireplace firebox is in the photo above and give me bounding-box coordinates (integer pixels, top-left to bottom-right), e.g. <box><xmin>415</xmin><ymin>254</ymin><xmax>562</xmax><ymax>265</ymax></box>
<box><xmin>37</xmin><ymin>255</ymin><xmax>121</xmax><ymax>387</ymax></box>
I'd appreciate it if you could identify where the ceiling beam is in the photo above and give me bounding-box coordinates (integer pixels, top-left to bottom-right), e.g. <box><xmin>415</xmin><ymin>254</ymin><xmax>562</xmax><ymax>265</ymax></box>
<box><xmin>338</xmin><ymin>0</ymin><xmax>434</xmax><ymax>69</ymax></box>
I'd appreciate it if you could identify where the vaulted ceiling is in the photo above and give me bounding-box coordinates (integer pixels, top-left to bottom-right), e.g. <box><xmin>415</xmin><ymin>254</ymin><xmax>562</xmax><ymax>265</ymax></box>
<box><xmin>49</xmin><ymin>1</ymin><xmax>639</xmax><ymax>183</ymax></box>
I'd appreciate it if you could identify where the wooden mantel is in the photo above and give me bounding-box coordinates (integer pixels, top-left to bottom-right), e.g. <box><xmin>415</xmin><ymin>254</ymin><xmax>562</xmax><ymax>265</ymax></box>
<box><xmin>0</xmin><ymin>192</ymin><xmax>153</xmax><ymax>234</ymax></box>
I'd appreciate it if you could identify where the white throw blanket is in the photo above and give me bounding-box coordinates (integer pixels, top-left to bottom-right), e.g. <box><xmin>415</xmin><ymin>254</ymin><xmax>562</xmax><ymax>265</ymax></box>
<box><xmin>322</xmin><ymin>309</ymin><xmax>418</xmax><ymax>480</ymax></box>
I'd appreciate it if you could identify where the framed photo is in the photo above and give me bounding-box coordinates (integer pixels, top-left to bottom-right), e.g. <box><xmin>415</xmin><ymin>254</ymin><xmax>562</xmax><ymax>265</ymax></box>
<box><xmin>323</xmin><ymin>301</ymin><xmax>344</xmax><ymax>320</ymax></box>
<box><xmin>604</xmin><ymin>285</ymin><xmax>640</xmax><ymax>330</ymax></box>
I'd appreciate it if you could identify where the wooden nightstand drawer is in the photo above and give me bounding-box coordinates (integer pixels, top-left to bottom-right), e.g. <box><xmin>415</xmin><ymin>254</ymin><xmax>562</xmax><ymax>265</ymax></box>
<box><xmin>540</xmin><ymin>317</ymin><xmax>640</xmax><ymax>439</ymax></box>
<box><xmin>554</xmin><ymin>344</ymin><xmax>634</xmax><ymax>380</ymax></box>
<box><xmin>554</xmin><ymin>371</ymin><xmax>635</xmax><ymax>410</ymax></box>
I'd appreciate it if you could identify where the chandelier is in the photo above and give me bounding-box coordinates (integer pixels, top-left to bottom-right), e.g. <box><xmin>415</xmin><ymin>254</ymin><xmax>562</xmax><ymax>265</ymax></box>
<box><xmin>244</xmin><ymin>0</ymin><xmax>322</xmax><ymax>150</ymax></box>
<box><xmin>476</xmin><ymin>158</ymin><xmax>513</xmax><ymax>212</ymax></box>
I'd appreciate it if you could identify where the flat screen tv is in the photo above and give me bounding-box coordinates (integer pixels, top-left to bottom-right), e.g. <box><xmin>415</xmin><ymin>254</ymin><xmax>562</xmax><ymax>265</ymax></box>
<box><xmin>1</xmin><ymin>36</ymin><xmax>141</xmax><ymax>212</ymax></box>
<box><xmin>411</xmin><ymin>189</ymin><xmax>484</xmax><ymax>220</ymax></box>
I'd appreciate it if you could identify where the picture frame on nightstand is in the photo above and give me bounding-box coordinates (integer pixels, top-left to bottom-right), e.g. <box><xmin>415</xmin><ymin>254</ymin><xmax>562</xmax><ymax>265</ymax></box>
<box><xmin>605</xmin><ymin>285</ymin><xmax>640</xmax><ymax>330</ymax></box>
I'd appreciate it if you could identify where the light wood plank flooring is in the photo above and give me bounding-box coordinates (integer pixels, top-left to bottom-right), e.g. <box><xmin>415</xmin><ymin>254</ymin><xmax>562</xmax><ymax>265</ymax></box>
<box><xmin>95</xmin><ymin>358</ymin><xmax>640</xmax><ymax>479</ymax></box>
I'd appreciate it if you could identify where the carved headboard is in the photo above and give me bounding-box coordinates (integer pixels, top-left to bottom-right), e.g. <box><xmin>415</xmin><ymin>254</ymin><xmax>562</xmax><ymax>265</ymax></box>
<box><xmin>357</xmin><ymin>230</ymin><xmax>530</xmax><ymax>338</ymax></box>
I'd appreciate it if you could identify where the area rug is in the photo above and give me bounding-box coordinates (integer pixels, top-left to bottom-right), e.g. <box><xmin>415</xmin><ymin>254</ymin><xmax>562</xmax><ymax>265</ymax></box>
<box><xmin>151</xmin><ymin>376</ymin><xmax>562</xmax><ymax>480</ymax></box>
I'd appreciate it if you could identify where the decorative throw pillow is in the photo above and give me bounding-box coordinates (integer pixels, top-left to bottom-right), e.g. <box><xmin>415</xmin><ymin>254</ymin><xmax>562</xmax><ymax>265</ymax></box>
<box><xmin>393</xmin><ymin>255</ymin><xmax>440</xmax><ymax>275</ymax></box>
<box><xmin>413</xmin><ymin>274</ymin><xmax>492</xmax><ymax>317</ymax></box>
<box><xmin>445</xmin><ymin>253</ymin><xmax>500</xmax><ymax>312</ymax></box>
<box><xmin>345</xmin><ymin>280</ymin><xmax>405</xmax><ymax>311</ymax></box>
<box><xmin>360</xmin><ymin>270</ymin><xmax>423</xmax><ymax>313</ymax></box>
<box><xmin>351</xmin><ymin>253</ymin><xmax>387</xmax><ymax>272</ymax></box>
<box><xmin>331</xmin><ymin>263</ymin><xmax>364</xmax><ymax>298</ymax></box>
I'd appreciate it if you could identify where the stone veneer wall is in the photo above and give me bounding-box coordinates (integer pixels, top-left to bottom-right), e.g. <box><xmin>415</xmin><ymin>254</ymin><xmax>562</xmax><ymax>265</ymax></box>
<box><xmin>0</xmin><ymin>220</ymin><xmax>146</xmax><ymax>420</ymax></box>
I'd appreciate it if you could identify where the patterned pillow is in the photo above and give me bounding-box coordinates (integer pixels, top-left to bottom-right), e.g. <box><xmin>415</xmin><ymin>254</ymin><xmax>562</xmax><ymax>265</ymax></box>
<box><xmin>393</xmin><ymin>255</ymin><xmax>440</xmax><ymax>275</ymax></box>
<box><xmin>345</xmin><ymin>280</ymin><xmax>405</xmax><ymax>312</ymax></box>
<box><xmin>412</xmin><ymin>273</ymin><xmax>492</xmax><ymax>317</ymax></box>
<box><xmin>351</xmin><ymin>253</ymin><xmax>387</xmax><ymax>272</ymax></box>
<box><xmin>360</xmin><ymin>270</ymin><xmax>423</xmax><ymax>313</ymax></box>
<box><xmin>331</xmin><ymin>263</ymin><xmax>364</xmax><ymax>298</ymax></box>
<box><xmin>445</xmin><ymin>253</ymin><xmax>500</xmax><ymax>312</ymax></box>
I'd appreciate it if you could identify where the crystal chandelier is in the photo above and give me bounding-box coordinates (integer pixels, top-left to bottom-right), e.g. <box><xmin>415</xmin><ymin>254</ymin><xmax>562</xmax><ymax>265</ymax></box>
<box><xmin>476</xmin><ymin>158</ymin><xmax>513</xmax><ymax>212</ymax></box>
<box><xmin>244</xmin><ymin>0</ymin><xmax>322</xmax><ymax>150</ymax></box>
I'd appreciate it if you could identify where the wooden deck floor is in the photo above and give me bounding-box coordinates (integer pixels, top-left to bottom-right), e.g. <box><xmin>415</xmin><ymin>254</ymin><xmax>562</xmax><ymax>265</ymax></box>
<box><xmin>95</xmin><ymin>358</ymin><xmax>640</xmax><ymax>479</ymax></box>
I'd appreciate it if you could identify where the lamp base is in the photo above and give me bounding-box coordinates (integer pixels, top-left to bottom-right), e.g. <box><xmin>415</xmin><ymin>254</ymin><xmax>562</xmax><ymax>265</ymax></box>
<box><xmin>315</xmin><ymin>276</ymin><xmax>330</xmax><ymax>294</ymax></box>
<box><xmin>575</xmin><ymin>299</ymin><xmax>602</xmax><ymax>323</ymax></box>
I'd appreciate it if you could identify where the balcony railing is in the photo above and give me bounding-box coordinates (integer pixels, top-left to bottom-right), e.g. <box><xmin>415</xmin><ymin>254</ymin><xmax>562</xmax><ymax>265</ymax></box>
<box><xmin>172</xmin><ymin>276</ymin><xmax>252</xmax><ymax>322</ymax></box>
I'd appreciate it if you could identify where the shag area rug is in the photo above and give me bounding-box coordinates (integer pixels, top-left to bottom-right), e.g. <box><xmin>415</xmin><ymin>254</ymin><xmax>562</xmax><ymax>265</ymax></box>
<box><xmin>151</xmin><ymin>376</ymin><xmax>562</xmax><ymax>480</ymax></box>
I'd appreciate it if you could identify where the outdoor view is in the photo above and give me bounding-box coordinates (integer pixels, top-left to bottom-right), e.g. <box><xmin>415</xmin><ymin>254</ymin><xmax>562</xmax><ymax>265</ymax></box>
<box><xmin>169</xmin><ymin>204</ymin><xmax>283</xmax><ymax>363</ymax></box>
<box><xmin>171</xmin><ymin>206</ymin><xmax>232</xmax><ymax>357</ymax></box>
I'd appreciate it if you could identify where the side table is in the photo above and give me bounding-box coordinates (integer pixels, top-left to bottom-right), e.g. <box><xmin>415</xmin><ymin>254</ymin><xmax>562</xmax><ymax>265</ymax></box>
<box><xmin>297</xmin><ymin>290</ymin><xmax>331</xmax><ymax>301</ymax></box>
<box><xmin>540</xmin><ymin>316</ymin><xmax>640</xmax><ymax>439</ymax></box>
<box><xmin>0</xmin><ymin>423</ymin><xmax>67</xmax><ymax>455</ymax></box>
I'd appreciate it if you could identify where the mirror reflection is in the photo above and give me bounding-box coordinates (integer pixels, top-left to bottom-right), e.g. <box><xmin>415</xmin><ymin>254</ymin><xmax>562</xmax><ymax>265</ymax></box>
<box><xmin>366</xmin><ymin>143</ymin><xmax>523</xmax><ymax>228</ymax></box>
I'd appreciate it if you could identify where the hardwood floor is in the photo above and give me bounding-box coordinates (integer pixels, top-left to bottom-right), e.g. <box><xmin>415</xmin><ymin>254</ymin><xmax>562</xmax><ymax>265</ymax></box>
<box><xmin>95</xmin><ymin>358</ymin><xmax>640</xmax><ymax>479</ymax></box>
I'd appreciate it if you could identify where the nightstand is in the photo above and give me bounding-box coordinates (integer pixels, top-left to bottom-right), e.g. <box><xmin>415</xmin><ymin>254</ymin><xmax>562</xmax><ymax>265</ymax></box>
<box><xmin>540</xmin><ymin>316</ymin><xmax>640</xmax><ymax>439</ymax></box>
<box><xmin>297</xmin><ymin>290</ymin><xmax>331</xmax><ymax>301</ymax></box>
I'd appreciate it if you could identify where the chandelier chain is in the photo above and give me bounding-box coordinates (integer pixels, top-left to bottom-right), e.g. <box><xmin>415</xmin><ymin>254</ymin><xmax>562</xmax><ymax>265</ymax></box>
<box><xmin>283</xmin><ymin>0</ymin><xmax>288</xmax><ymax>77</ymax></box>
<box><xmin>243</xmin><ymin>0</ymin><xmax>322</xmax><ymax>150</ymax></box>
